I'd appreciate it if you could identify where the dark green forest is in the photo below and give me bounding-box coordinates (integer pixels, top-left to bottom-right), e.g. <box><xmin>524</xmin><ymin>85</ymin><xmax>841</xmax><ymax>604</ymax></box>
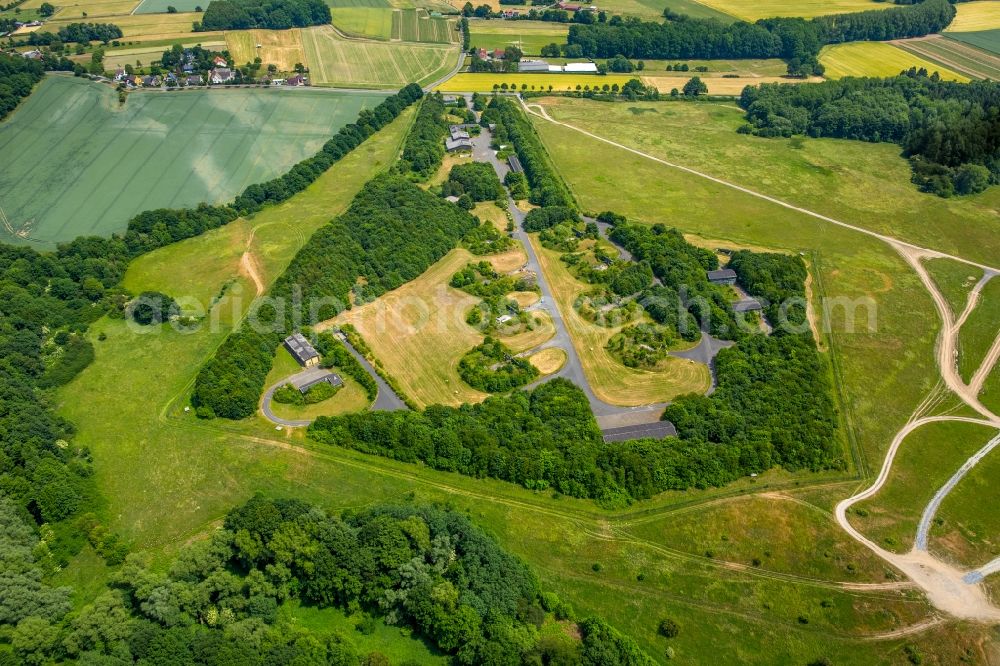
<box><xmin>739</xmin><ymin>72</ymin><xmax>1000</xmax><ymax>196</ymax></box>
<box><xmin>197</xmin><ymin>0</ymin><xmax>331</xmax><ymax>30</ymax></box>
<box><xmin>2</xmin><ymin>495</ymin><xmax>657</xmax><ymax>665</ymax></box>
<box><xmin>399</xmin><ymin>94</ymin><xmax>449</xmax><ymax>180</ymax></box>
<box><xmin>443</xmin><ymin>162</ymin><xmax>505</xmax><ymax>202</ymax></box>
<box><xmin>566</xmin><ymin>0</ymin><xmax>955</xmax><ymax>75</ymax></box>
<box><xmin>192</xmin><ymin>174</ymin><xmax>479</xmax><ymax>418</ymax></box>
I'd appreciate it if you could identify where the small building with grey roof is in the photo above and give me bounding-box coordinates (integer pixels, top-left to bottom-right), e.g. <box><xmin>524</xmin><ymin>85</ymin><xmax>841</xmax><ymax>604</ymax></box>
<box><xmin>284</xmin><ymin>333</ymin><xmax>321</xmax><ymax>367</ymax></box>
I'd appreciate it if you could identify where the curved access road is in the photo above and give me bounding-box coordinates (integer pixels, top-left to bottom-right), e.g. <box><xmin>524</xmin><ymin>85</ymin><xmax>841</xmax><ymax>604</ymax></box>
<box><xmin>523</xmin><ymin>96</ymin><xmax>1000</xmax><ymax>622</ymax></box>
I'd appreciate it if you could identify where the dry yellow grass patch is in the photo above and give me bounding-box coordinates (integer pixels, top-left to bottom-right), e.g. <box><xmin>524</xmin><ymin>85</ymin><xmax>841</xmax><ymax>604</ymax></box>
<box><xmin>428</xmin><ymin>152</ymin><xmax>471</xmax><ymax>187</ymax></box>
<box><xmin>322</xmin><ymin>246</ymin><xmax>536</xmax><ymax>408</ymax></box>
<box><xmin>473</xmin><ymin>202</ymin><xmax>510</xmax><ymax>232</ymax></box>
<box><xmin>509</xmin><ymin>291</ymin><xmax>539</xmax><ymax>308</ymax></box>
<box><xmin>641</xmin><ymin>75</ymin><xmax>823</xmax><ymax>95</ymax></box>
<box><xmin>489</xmin><ymin>245</ymin><xmax>528</xmax><ymax>272</ymax></box>
<box><xmin>528</xmin><ymin>347</ymin><xmax>566</xmax><ymax>374</ymax></box>
<box><xmin>502</xmin><ymin>311</ymin><xmax>555</xmax><ymax>353</ymax></box>
<box><xmin>226</xmin><ymin>29</ymin><xmax>307</xmax><ymax>71</ymax></box>
<box><xmin>532</xmin><ymin>235</ymin><xmax>710</xmax><ymax>405</ymax></box>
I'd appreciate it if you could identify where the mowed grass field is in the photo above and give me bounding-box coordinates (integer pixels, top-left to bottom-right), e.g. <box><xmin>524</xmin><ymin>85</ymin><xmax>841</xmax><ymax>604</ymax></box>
<box><xmin>0</xmin><ymin>76</ymin><xmax>386</xmax><ymax>246</ymax></box>
<box><xmin>893</xmin><ymin>35</ymin><xmax>1000</xmax><ymax>80</ymax></box>
<box><xmin>321</xmin><ymin>243</ymin><xmax>555</xmax><ymax>408</ymax></box>
<box><xmin>392</xmin><ymin>8</ymin><xmax>456</xmax><ymax>43</ymax></box>
<box><xmin>468</xmin><ymin>20</ymin><xmax>568</xmax><ymax>55</ymax></box>
<box><xmin>819</xmin><ymin>41</ymin><xmax>969</xmax><ymax>81</ymax></box>
<box><xmin>944</xmin><ymin>0</ymin><xmax>1000</xmax><ymax>32</ymax></box>
<box><xmin>48</xmin><ymin>92</ymin><xmax>996</xmax><ymax>665</ymax></box>
<box><xmin>693</xmin><ymin>0</ymin><xmax>890</xmax><ymax>20</ymax></box>
<box><xmin>532</xmin><ymin>237</ymin><xmax>711</xmax><ymax>406</ymax></box>
<box><xmin>225</xmin><ymin>28</ymin><xmax>307</xmax><ymax>70</ymax></box>
<box><xmin>331</xmin><ymin>7</ymin><xmax>394</xmax><ymax>38</ymax></box>
<box><xmin>301</xmin><ymin>25</ymin><xmax>458</xmax><ymax>87</ymax></box>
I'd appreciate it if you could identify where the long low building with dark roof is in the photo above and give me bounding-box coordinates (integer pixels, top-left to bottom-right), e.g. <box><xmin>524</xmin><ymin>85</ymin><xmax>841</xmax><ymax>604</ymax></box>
<box><xmin>284</xmin><ymin>333</ymin><xmax>321</xmax><ymax>367</ymax></box>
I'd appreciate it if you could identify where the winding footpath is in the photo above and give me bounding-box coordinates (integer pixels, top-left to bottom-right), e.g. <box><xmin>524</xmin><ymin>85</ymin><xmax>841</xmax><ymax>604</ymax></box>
<box><xmin>522</xmin><ymin>96</ymin><xmax>1000</xmax><ymax>623</ymax></box>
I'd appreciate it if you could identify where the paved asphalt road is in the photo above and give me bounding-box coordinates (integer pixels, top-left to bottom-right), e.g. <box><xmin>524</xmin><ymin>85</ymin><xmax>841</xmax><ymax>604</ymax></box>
<box><xmin>260</xmin><ymin>334</ymin><xmax>406</xmax><ymax>428</ymax></box>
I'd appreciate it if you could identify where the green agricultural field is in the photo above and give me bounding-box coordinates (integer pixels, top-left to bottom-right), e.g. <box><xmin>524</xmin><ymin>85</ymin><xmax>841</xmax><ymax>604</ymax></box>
<box><xmin>49</xmin><ymin>98</ymin><xmax>993</xmax><ymax>665</ymax></box>
<box><xmin>930</xmin><ymin>427</ymin><xmax>1000</xmax><ymax>568</ymax></box>
<box><xmin>301</xmin><ymin>25</ymin><xmax>458</xmax><ymax>87</ymax></box>
<box><xmin>946</xmin><ymin>28</ymin><xmax>1000</xmax><ymax>56</ymax></box>
<box><xmin>468</xmin><ymin>19</ymin><xmax>569</xmax><ymax>54</ymax></box>
<box><xmin>331</xmin><ymin>6</ymin><xmax>395</xmax><ymax>38</ymax></box>
<box><xmin>0</xmin><ymin>76</ymin><xmax>386</xmax><ymax>246</ymax></box>
<box><xmin>692</xmin><ymin>0</ymin><xmax>890</xmax><ymax>21</ymax></box>
<box><xmin>892</xmin><ymin>35</ymin><xmax>1000</xmax><ymax>80</ymax></box>
<box><xmin>438</xmin><ymin>72</ymin><xmax>636</xmax><ymax>91</ymax></box>
<box><xmin>945</xmin><ymin>0</ymin><xmax>1000</xmax><ymax>32</ymax></box>
<box><xmin>527</xmin><ymin>100</ymin><xmax>946</xmax><ymax>477</ymax></box>
<box><xmin>597</xmin><ymin>0</ymin><xmax>736</xmax><ymax>22</ymax></box>
<box><xmin>391</xmin><ymin>7</ymin><xmax>456</xmax><ymax>43</ymax></box>
<box><xmin>958</xmin><ymin>276</ymin><xmax>1000</xmax><ymax>382</ymax></box>
<box><xmin>819</xmin><ymin>41</ymin><xmax>969</xmax><ymax>81</ymax></box>
<box><xmin>134</xmin><ymin>0</ymin><xmax>204</xmax><ymax>13</ymax></box>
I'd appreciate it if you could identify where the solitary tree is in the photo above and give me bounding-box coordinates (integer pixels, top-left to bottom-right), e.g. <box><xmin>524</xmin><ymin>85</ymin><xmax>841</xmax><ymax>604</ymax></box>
<box><xmin>682</xmin><ymin>76</ymin><xmax>707</xmax><ymax>97</ymax></box>
<box><xmin>38</xmin><ymin>2</ymin><xmax>55</xmax><ymax>16</ymax></box>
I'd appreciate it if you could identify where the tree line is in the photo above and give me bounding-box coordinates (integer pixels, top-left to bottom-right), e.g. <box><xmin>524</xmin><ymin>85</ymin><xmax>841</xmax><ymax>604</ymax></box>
<box><xmin>739</xmin><ymin>71</ymin><xmax>1000</xmax><ymax>196</ymax></box>
<box><xmin>566</xmin><ymin>0</ymin><xmax>955</xmax><ymax>75</ymax></box>
<box><xmin>398</xmin><ymin>93</ymin><xmax>449</xmax><ymax>179</ymax></box>
<box><xmin>5</xmin><ymin>495</ymin><xmax>657</xmax><ymax>665</ymax></box>
<box><xmin>24</xmin><ymin>22</ymin><xmax>124</xmax><ymax>45</ymax></box>
<box><xmin>482</xmin><ymin>96</ymin><xmax>574</xmax><ymax>208</ymax></box>
<box><xmin>192</xmin><ymin>174</ymin><xmax>479</xmax><ymax>418</ymax></box>
<box><xmin>196</xmin><ymin>0</ymin><xmax>331</xmax><ymax>31</ymax></box>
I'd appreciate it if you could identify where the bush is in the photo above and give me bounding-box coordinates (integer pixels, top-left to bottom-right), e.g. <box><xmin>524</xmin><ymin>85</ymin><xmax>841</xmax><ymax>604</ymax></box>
<box><xmin>658</xmin><ymin>618</ymin><xmax>679</xmax><ymax>638</ymax></box>
<box><xmin>127</xmin><ymin>290</ymin><xmax>178</xmax><ymax>325</ymax></box>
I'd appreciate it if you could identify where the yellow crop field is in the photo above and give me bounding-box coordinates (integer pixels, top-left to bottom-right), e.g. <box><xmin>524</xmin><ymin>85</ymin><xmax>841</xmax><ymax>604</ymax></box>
<box><xmin>51</xmin><ymin>0</ymin><xmax>141</xmax><ymax>19</ymax></box>
<box><xmin>693</xmin><ymin>0</ymin><xmax>892</xmax><ymax>21</ymax></box>
<box><xmin>641</xmin><ymin>74</ymin><xmax>821</xmax><ymax>94</ymax></box>
<box><xmin>945</xmin><ymin>0</ymin><xmax>1000</xmax><ymax>31</ymax></box>
<box><xmin>819</xmin><ymin>42</ymin><xmax>969</xmax><ymax>81</ymax></box>
<box><xmin>45</xmin><ymin>12</ymin><xmax>201</xmax><ymax>39</ymax></box>
<box><xmin>437</xmin><ymin>73</ymin><xmax>636</xmax><ymax>92</ymax></box>
<box><xmin>226</xmin><ymin>29</ymin><xmax>307</xmax><ymax>71</ymax></box>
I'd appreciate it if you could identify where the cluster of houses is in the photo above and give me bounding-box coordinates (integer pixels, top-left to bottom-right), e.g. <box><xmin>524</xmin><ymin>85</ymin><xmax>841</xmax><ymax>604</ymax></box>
<box><xmin>111</xmin><ymin>51</ymin><xmax>308</xmax><ymax>88</ymax></box>
<box><xmin>445</xmin><ymin>123</ymin><xmax>475</xmax><ymax>152</ymax></box>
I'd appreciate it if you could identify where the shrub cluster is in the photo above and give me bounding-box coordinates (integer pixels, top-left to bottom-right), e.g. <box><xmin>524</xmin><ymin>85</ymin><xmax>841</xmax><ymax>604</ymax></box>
<box><xmin>458</xmin><ymin>336</ymin><xmax>539</xmax><ymax>392</ymax></box>
<box><xmin>443</xmin><ymin>161</ymin><xmax>505</xmax><ymax>201</ymax></box>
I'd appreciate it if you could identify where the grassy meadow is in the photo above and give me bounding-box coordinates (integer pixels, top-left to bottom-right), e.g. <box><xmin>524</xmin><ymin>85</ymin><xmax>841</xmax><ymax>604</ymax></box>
<box><xmin>0</xmin><ymin>76</ymin><xmax>386</xmax><ymax>246</ymax></box>
<box><xmin>301</xmin><ymin>25</ymin><xmax>458</xmax><ymax>87</ymax></box>
<box><xmin>929</xmin><ymin>435</ymin><xmax>1000</xmax><ymax>569</ymax></box>
<box><xmin>225</xmin><ymin>28</ymin><xmax>307</xmax><ymax>71</ymax></box>
<box><xmin>957</xmin><ymin>276</ymin><xmax>1000</xmax><ymax>383</ymax></box>
<box><xmin>392</xmin><ymin>8</ymin><xmax>457</xmax><ymax>43</ymax></box>
<box><xmin>596</xmin><ymin>0</ymin><xmax>736</xmax><ymax>22</ymax></box>
<box><xmin>529</xmin><ymin>97</ymin><xmax>1000</xmax><ymax>268</ymax></box>
<box><xmin>819</xmin><ymin>41</ymin><xmax>969</xmax><ymax>81</ymax></box>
